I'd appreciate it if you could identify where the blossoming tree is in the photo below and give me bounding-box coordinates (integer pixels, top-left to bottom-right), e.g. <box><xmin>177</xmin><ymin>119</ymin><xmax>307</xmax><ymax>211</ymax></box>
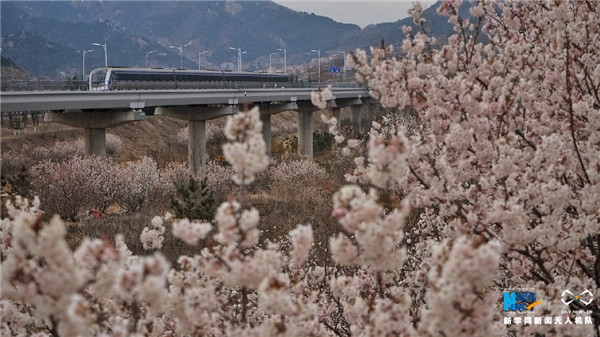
<box><xmin>342</xmin><ymin>0</ymin><xmax>600</xmax><ymax>335</ymax></box>
<box><xmin>1</xmin><ymin>1</ymin><xmax>599</xmax><ymax>336</ymax></box>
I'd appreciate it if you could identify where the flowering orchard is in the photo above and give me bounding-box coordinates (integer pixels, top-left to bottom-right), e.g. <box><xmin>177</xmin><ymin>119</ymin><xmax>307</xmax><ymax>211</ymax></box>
<box><xmin>2</xmin><ymin>0</ymin><xmax>600</xmax><ymax>336</ymax></box>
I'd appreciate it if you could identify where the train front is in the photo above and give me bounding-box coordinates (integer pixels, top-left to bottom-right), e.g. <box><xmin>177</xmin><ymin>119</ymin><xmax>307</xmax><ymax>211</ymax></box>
<box><xmin>89</xmin><ymin>68</ymin><xmax>111</xmax><ymax>91</ymax></box>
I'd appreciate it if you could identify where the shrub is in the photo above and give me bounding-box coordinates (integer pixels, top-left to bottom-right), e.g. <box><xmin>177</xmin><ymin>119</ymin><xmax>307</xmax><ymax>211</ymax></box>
<box><xmin>105</xmin><ymin>133</ymin><xmax>122</xmax><ymax>156</ymax></box>
<box><xmin>47</xmin><ymin>139</ymin><xmax>84</xmax><ymax>160</ymax></box>
<box><xmin>200</xmin><ymin>161</ymin><xmax>239</xmax><ymax>201</ymax></box>
<box><xmin>169</xmin><ymin>176</ymin><xmax>217</xmax><ymax>221</ymax></box>
<box><xmin>313</xmin><ymin>130</ymin><xmax>335</xmax><ymax>152</ymax></box>
<box><xmin>0</xmin><ymin>150</ymin><xmax>30</xmax><ymax>178</ymax></box>
<box><xmin>271</xmin><ymin>120</ymin><xmax>297</xmax><ymax>138</ymax></box>
<box><xmin>114</xmin><ymin>157</ymin><xmax>166</xmax><ymax>213</ymax></box>
<box><xmin>29</xmin><ymin>156</ymin><xmax>118</xmax><ymax>219</ymax></box>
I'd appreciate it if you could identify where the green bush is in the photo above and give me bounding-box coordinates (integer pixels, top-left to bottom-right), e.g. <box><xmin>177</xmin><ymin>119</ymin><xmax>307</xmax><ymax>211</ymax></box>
<box><xmin>313</xmin><ymin>130</ymin><xmax>334</xmax><ymax>152</ymax></box>
<box><xmin>169</xmin><ymin>176</ymin><xmax>216</xmax><ymax>221</ymax></box>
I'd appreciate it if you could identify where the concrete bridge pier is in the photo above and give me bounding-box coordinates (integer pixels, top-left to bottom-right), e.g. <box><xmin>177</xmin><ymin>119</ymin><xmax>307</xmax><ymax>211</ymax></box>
<box><xmin>85</xmin><ymin>128</ymin><xmax>107</xmax><ymax>156</ymax></box>
<box><xmin>44</xmin><ymin>109</ymin><xmax>146</xmax><ymax>156</ymax></box>
<box><xmin>256</xmin><ymin>102</ymin><xmax>298</xmax><ymax>155</ymax></box>
<box><xmin>332</xmin><ymin>98</ymin><xmax>363</xmax><ymax>138</ymax></box>
<box><xmin>351</xmin><ymin>105</ymin><xmax>362</xmax><ymax>138</ymax></box>
<box><xmin>297</xmin><ymin>102</ymin><xmax>319</xmax><ymax>158</ymax></box>
<box><xmin>331</xmin><ymin>107</ymin><xmax>342</xmax><ymax>133</ymax></box>
<box><xmin>156</xmin><ymin>105</ymin><xmax>238</xmax><ymax>174</ymax></box>
<box><xmin>261</xmin><ymin>114</ymin><xmax>272</xmax><ymax>154</ymax></box>
<box><xmin>187</xmin><ymin>119</ymin><xmax>206</xmax><ymax>174</ymax></box>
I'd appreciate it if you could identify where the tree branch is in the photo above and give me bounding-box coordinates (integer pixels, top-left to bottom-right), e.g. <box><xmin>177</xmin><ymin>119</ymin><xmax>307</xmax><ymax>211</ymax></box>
<box><xmin>409</xmin><ymin>165</ymin><xmax>430</xmax><ymax>189</ymax></box>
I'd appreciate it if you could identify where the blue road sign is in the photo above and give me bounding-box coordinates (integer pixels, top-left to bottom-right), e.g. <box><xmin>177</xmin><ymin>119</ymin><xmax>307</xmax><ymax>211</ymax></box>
<box><xmin>329</xmin><ymin>66</ymin><xmax>341</xmax><ymax>73</ymax></box>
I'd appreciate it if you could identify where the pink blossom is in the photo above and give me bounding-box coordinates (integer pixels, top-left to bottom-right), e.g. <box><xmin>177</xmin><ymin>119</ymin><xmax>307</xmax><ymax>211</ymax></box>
<box><xmin>288</xmin><ymin>224</ymin><xmax>313</xmax><ymax>268</ymax></box>
<box><xmin>172</xmin><ymin>218</ymin><xmax>212</xmax><ymax>246</ymax></box>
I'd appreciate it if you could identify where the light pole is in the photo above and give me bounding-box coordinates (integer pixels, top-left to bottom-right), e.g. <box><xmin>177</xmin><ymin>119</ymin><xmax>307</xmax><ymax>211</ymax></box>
<box><xmin>336</xmin><ymin>50</ymin><xmax>346</xmax><ymax>81</ymax></box>
<box><xmin>230</xmin><ymin>47</ymin><xmax>246</xmax><ymax>72</ymax></box>
<box><xmin>169</xmin><ymin>45</ymin><xmax>183</xmax><ymax>69</ymax></box>
<box><xmin>269</xmin><ymin>52</ymin><xmax>277</xmax><ymax>73</ymax></box>
<box><xmin>199</xmin><ymin>51</ymin><xmax>208</xmax><ymax>70</ymax></box>
<box><xmin>82</xmin><ymin>49</ymin><xmax>94</xmax><ymax>81</ymax></box>
<box><xmin>311</xmin><ymin>49</ymin><xmax>320</xmax><ymax>85</ymax></box>
<box><xmin>146</xmin><ymin>50</ymin><xmax>156</xmax><ymax>68</ymax></box>
<box><xmin>92</xmin><ymin>42</ymin><xmax>107</xmax><ymax>66</ymax></box>
<box><xmin>277</xmin><ymin>48</ymin><xmax>286</xmax><ymax>74</ymax></box>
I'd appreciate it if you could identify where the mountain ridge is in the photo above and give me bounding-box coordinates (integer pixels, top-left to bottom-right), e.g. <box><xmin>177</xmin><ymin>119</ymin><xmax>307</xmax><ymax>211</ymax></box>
<box><xmin>1</xmin><ymin>1</ymin><xmax>458</xmax><ymax>79</ymax></box>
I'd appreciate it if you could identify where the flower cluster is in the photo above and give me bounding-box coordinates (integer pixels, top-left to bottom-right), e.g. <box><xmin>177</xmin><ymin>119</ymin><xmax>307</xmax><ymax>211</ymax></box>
<box><xmin>214</xmin><ymin>200</ymin><xmax>260</xmax><ymax>248</ymax></box>
<box><xmin>310</xmin><ymin>85</ymin><xmax>333</xmax><ymax>110</ymax></box>
<box><xmin>288</xmin><ymin>224</ymin><xmax>313</xmax><ymax>268</ymax></box>
<box><xmin>222</xmin><ymin>106</ymin><xmax>269</xmax><ymax>185</ymax></box>
<box><xmin>172</xmin><ymin>217</ymin><xmax>213</xmax><ymax>246</ymax></box>
<box><xmin>331</xmin><ymin>185</ymin><xmax>407</xmax><ymax>271</ymax></box>
<box><xmin>348</xmin><ymin>119</ymin><xmax>410</xmax><ymax>189</ymax></box>
<box><xmin>140</xmin><ymin>215</ymin><xmax>166</xmax><ymax>250</ymax></box>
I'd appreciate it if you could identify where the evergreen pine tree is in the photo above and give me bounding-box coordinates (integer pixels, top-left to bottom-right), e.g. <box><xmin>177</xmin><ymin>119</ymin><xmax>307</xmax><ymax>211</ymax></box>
<box><xmin>169</xmin><ymin>176</ymin><xmax>216</xmax><ymax>221</ymax></box>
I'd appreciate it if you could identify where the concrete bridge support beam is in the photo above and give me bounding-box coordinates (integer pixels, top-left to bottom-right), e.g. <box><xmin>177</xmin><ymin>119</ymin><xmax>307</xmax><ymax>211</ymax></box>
<box><xmin>330</xmin><ymin>98</ymin><xmax>363</xmax><ymax>138</ymax></box>
<box><xmin>85</xmin><ymin>128</ymin><xmax>107</xmax><ymax>157</ymax></box>
<box><xmin>256</xmin><ymin>102</ymin><xmax>297</xmax><ymax>156</ymax></box>
<box><xmin>156</xmin><ymin>105</ymin><xmax>237</xmax><ymax>174</ymax></box>
<box><xmin>298</xmin><ymin>110</ymin><xmax>313</xmax><ymax>158</ymax></box>
<box><xmin>331</xmin><ymin>107</ymin><xmax>342</xmax><ymax>133</ymax></box>
<box><xmin>44</xmin><ymin>109</ymin><xmax>146</xmax><ymax>157</ymax></box>
<box><xmin>297</xmin><ymin>102</ymin><xmax>318</xmax><ymax>158</ymax></box>
<box><xmin>187</xmin><ymin>120</ymin><xmax>206</xmax><ymax>175</ymax></box>
<box><xmin>351</xmin><ymin>105</ymin><xmax>362</xmax><ymax>138</ymax></box>
<box><xmin>260</xmin><ymin>114</ymin><xmax>272</xmax><ymax>155</ymax></box>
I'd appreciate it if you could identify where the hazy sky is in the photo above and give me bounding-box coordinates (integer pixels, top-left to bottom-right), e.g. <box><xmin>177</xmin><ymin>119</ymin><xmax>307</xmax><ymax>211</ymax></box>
<box><xmin>272</xmin><ymin>0</ymin><xmax>434</xmax><ymax>28</ymax></box>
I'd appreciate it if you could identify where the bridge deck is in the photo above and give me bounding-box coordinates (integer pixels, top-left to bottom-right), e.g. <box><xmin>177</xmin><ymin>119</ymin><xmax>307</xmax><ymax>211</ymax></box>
<box><xmin>0</xmin><ymin>88</ymin><xmax>366</xmax><ymax>113</ymax></box>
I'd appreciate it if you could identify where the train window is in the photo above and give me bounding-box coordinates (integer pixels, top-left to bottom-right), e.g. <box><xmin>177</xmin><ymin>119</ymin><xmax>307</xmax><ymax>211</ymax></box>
<box><xmin>154</xmin><ymin>73</ymin><xmax>171</xmax><ymax>81</ymax></box>
<box><xmin>197</xmin><ymin>73</ymin><xmax>217</xmax><ymax>82</ymax></box>
<box><xmin>91</xmin><ymin>71</ymin><xmax>107</xmax><ymax>85</ymax></box>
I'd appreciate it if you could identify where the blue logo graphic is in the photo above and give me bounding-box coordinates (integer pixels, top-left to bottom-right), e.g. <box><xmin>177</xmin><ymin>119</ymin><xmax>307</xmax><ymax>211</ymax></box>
<box><xmin>504</xmin><ymin>291</ymin><xmax>540</xmax><ymax>311</ymax></box>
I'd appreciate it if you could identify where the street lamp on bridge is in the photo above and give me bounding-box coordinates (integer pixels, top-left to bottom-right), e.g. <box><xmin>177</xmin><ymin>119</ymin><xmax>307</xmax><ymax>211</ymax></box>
<box><xmin>146</xmin><ymin>50</ymin><xmax>156</xmax><ymax>68</ymax></box>
<box><xmin>169</xmin><ymin>45</ymin><xmax>183</xmax><ymax>69</ymax></box>
<box><xmin>81</xmin><ymin>49</ymin><xmax>94</xmax><ymax>81</ymax></box>
<box><xmin>199</xmin><ymin>51</ymin><xmax>208</xmax><ymax>70</ymax></box>
<box><xmin>311</xmin><ymin>49</ymin><xmax>321</xmax><ymax>85</ymax></box>
<box><xmin>277</xmin><ymin>48</ymin><xmax>287</xmax><ymax>74</ymax></box>
<box><xmin>269</xmin><ymin>52</ymin><xmax>277</xmax><ymax>73</ymax></box>
<box><xmin>335</xmin><ymin>50</ymin><xmax>346</xmax><ymax>81</ymax></box>
<box><xmin>92</xmin><ymin>42</ymin><xmax>107</xmax><ymax>66</ymax></box>
<box><xmin>229</xmin><ymin>47</ymin><xmax>246</xmax><ymax>72</ymax></box>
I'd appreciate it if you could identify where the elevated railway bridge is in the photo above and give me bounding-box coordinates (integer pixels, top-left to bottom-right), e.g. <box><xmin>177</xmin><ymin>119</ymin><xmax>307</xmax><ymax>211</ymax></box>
<box><xmin>1</xmin><ymin>87</ymin><xmax>368</xmax><ymax>173</ymax></box>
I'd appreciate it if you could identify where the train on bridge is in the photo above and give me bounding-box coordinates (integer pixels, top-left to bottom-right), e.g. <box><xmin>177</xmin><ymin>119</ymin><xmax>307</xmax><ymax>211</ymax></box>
<box><xmin>89</xmin><ymin>67</ymin><xmax>290</xmax><ymax>91</ymax></box>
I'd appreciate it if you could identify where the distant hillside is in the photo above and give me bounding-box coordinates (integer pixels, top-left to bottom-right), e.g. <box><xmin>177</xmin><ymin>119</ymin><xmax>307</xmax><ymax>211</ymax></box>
<box><xmin>338</xmin><ymin>2</ymin><xmax>474</xmax><ymax>52</ymax></box>
<box><xmin>1</xmin><ymin>55</ymin><xmax>35</xmax><ymax>82</ymax></box>
<box><xmin>1</xmin><ymin>2</ymin><xmax>186</xmax><ymax>78</ymax></box>
<box><xmin>1</xmin><ymin>1</ymin><xmax>472</xmax><ymax>79</ymax></box>
<box><xmin>1</xmin><ymin>55</ymin><xmax>20</xmax><ymax>69</ymax></box>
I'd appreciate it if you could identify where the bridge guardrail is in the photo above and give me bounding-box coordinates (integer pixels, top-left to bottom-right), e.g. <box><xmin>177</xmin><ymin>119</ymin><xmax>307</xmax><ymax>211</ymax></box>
<box><xmin>1</xmin><ymin>80</ymin><xmax>88</xmax><ymax>92</ymax></box>
<box><xmin>1</xmin><ymin>79</ymin><xmax>364</xmax><ymax>92</ymax></box>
